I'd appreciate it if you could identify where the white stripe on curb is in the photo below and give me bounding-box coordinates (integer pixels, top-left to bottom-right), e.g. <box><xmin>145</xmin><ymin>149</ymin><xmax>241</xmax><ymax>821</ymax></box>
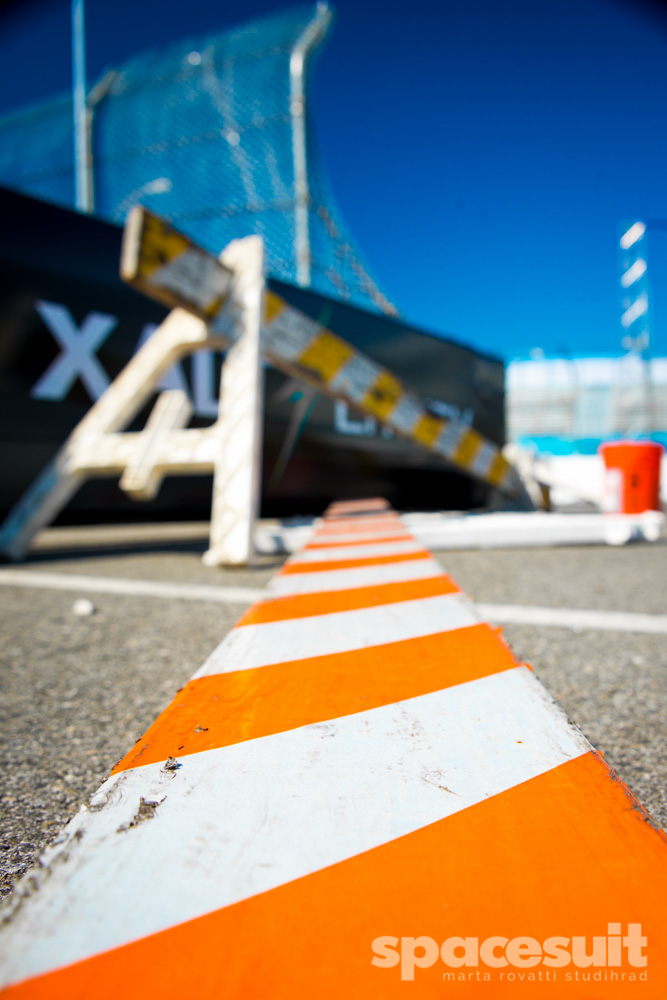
<box><xmin>196</xmin><ymin>593</ymin><xmax>479</xmax><ymax>676</ymax></box>
<box><xmin>267</xmin><ymin>557</ymin><xmax>444</xmax><ymax>595</ymax></box>
<box><xmin>290</xmin><ymin>539</ymin><xmax>423</xmax><ymax>562</ymax></box>
<box><xmin>292</xmin><ymin>529</ymin><xmax>408</xmax><ymax>546</ymax></box>
<box><xmin>0</xmin><ymin>667</ymin><xmax>590</xmax><ymax>987</ymax></box>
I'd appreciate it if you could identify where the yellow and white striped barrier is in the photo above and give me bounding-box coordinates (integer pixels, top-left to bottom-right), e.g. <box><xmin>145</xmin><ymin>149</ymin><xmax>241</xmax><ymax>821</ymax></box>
<box><xmin>1</xmin><ymin>499</ymin><xmax>665</xmax><ymax>997</ymax></box>
<box><xmin>122</xmin><ymin>207</ymin><xmax>521</xmax><ymax>496</ymax></box>
<box><xmin>0</xmin><ymin>210</ymin><xmax>525</xmax><ymax>565</ymax></box>
<box><xmin>121</xmin><ymin>207</ymin><xmax>235</xmax><ymax>319</ymax></box>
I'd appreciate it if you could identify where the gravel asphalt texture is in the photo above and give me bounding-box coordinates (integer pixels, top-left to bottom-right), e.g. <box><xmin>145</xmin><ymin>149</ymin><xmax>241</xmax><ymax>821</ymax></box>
<box><xmin>1</xmin><ymin>524</ymin><xmax>665</xmax><ymax>901</ymax></box>
<box><xmin>436</xmin><ymin>543</ymin><xmax>667</xmax><ymax>833</ymax></box>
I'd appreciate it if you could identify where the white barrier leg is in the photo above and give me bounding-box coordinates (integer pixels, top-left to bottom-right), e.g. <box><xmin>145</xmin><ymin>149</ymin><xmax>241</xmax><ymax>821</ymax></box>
<box><xmin>204</xmin><ymin>236</ymin><xmax>265</xmax><ymax>567</ymax></box>
<box><xmin>119</xmin><ymin>389</ymin><xmax>193</xmax><ymax>500</ymax></box>
<box><xmin>0</xmin><ymin>309</ymin><xmax>216</xmax><ymax>562</ymax></box>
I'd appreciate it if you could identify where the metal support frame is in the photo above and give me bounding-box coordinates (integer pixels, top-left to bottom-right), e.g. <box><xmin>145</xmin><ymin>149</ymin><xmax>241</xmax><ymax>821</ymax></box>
<box><xmin>289</xmin><ymin>2</ymin><xmax>333</xmax><ymax>287</ymax></box>
<box><xmin>72</xmin><ymin>0</ymin><xmax>91</xmax><ymax>213</ymax></box>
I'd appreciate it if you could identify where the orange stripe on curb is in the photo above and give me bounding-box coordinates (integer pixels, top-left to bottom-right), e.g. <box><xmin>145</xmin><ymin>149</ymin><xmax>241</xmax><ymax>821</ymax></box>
<box><xmin>10</xmin><ymin>753</ymin><xmax>667</xmax><ymax>999</ymax></box>
<box><xmin>314</xmin><ymin>517</ymin><xmax>404</xmax><ymax>535</ymax></box>
<box><xmin>280</xmin><ymin>550</ymin><xmax>432</xmax><ymax>574</ymax></box>
<box><xmin>320</xmin><ymin>509</ymin><xmax>398</xmax><ymax>521</ymax></box>
<box><xmin>324</xmin><ymin>498</ymin><xmax>390</xmax><ymax>516</ymax></box>
<box><xmin>237</xmin><ymin>575</ymin><xmax>461</xmax><ymax>625</ymax></box>
<box><xmin>112</xmin><ymin>624</ymin><xmax>518</xmax><ymax>773</ymax></box>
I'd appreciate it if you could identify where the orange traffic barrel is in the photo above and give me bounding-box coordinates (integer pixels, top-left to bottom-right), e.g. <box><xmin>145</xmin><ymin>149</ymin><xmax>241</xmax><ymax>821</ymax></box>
<box><xmin>599</xmin><ymin>440</ymin><xmax>664</xmax><ymax>513</ymax></box>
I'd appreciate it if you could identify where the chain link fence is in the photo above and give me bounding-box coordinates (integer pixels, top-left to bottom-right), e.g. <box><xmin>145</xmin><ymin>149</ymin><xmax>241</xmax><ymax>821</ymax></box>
<box><xmin>507</xmin><ymin>355</ymin><xmax>667</xmax><ymax>449</ymax></box>
<box><xmin>0</xmin><ymin>5</ymin><xmax>395</xmax><ymax>316</ymax></box>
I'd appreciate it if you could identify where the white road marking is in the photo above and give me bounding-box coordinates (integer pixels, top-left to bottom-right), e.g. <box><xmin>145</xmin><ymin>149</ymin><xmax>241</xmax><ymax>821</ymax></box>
<box><xmin>196</xmin><ymin>592</ymin><xmax>479</xmax><ymax>676</ymax></box>
<box><xmin>0</xmin><ymin>569</ymin><xmax>265</xmax><ymax>605</ymax></box>
<box><xmin>301</xmin><ymin>529</ymin><xmax>410</xmax><ymax>546</ymax></box>
<box><xmin>478</xmin><ymin>602</ymin><xmax>667</xmax><ymax>634</ymax></box>
<box><xmin>1</xmin><ymin>568</ymin><xmax>664</xmax><ymax>634</ymax></box>
<box><xmin>0</xmin><ymin>667</ymin><xmax>590</xmax><ymax>987</ymax></box>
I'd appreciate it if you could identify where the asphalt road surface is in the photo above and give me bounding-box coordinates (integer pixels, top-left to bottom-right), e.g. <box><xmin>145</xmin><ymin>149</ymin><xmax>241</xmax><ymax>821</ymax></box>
<box><xmin>1</xmin><ymin>523</ymin><xmax>665</xmax><ymax>900</ymax></box>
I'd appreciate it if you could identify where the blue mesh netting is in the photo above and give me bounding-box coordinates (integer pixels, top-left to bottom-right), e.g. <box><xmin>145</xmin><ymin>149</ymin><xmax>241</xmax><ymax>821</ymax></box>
<box><xmin>0</xmin><ymin>94</ymin><xmax>75</xmax><ymax>206</ymax></box>
<box><xmin>0</xmin><ymin>5</ymin><xmax>395</xmax><ymax>315</ymax></box>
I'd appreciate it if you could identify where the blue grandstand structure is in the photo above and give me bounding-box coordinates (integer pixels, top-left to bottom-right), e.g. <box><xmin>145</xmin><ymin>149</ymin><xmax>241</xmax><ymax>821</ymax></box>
<box><xmin>0</xmin><ymin>4</ymin><xmax>396</xmax><ymax>316</ymax></box>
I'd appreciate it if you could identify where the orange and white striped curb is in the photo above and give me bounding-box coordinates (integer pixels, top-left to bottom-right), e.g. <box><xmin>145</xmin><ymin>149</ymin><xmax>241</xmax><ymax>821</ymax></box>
<box><xmin>1</xmin><ymin>499</ymin><xmax>666</xmax><ymax>997</ymax></box>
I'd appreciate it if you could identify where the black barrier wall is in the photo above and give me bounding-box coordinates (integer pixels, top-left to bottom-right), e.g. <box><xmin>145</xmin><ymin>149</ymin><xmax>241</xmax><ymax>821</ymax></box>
<box><xmin>0</xmin><ymin>186</ymin><xmax>505</xmax><ymax>520</ymax></box>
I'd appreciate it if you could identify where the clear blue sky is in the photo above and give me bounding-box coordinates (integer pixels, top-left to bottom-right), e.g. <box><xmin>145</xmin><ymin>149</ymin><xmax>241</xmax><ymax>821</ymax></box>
<box><xmin>1</xmin><ymin>0</ymin><xmax>667</xmax><ymax>361</ymax></box>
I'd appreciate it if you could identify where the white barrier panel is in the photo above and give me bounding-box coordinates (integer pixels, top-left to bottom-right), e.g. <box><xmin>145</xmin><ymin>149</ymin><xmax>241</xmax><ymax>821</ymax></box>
<box><xmin>0</xmin><ymin>209</ymin><xmax>529</xmax><ymax>564</ymax></box>
<box><xmin>0</xmin><ymin>237</ymin><xmax>263</xmax><ymax>565</ymax></box>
